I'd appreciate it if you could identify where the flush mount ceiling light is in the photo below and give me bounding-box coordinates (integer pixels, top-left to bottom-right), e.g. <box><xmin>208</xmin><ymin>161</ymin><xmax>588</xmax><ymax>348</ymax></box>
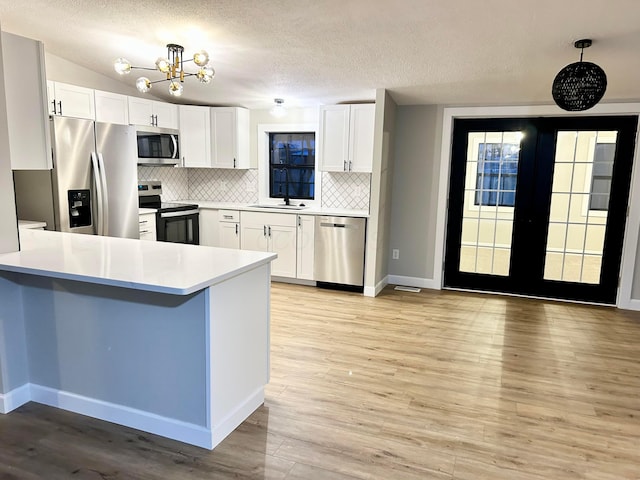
<box><xmin>114</xmin><ymin>44</ymin><xmax>215</xmax><ymax>97</ymax></box>
<box><xmin>270</xmin><ymin>98</ymin><xmax>286</xmax><ymax>117</ymax></box>
<box><xmin>552</xmin><ymin>39</ymin><xmax>607</xmax><ymax>112</ymax></box>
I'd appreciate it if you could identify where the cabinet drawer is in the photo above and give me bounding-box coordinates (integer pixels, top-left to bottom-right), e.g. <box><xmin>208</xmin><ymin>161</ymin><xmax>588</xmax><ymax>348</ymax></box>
<box><xmin>218</xmin><ymin>210</ymin><xmax>240</xmax><ymax>222</ymax></box>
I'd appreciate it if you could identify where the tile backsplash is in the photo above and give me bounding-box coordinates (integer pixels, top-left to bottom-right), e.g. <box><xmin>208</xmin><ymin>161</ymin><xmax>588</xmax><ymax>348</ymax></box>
<box><xmin>321</xmin><ymin>172</ymin><xmax>370</xmax><ymax>211</ymax></box>
<box><xmin>188</xmin><ymin>168</ymin><xmax>259</xmax><ymax>203</ymax></box>
<box><xmin>137</xmin><ymin>167</ymin><xmax>370</xmax><ymax>211</ymax></box>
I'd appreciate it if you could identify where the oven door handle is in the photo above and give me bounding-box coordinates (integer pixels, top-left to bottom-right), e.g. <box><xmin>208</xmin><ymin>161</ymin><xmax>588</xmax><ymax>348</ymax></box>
<box><xmin>160</xmin><ymin>209</ymin><xmax>199</xmax><ymax>218</ymax></box>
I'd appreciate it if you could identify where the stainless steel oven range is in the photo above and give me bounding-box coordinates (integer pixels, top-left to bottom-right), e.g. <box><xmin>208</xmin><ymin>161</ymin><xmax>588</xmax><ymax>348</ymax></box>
<box><xmin>138</xmin><ymin>180</ymin><xmax>199</xmax><ymax>245</ymax></box>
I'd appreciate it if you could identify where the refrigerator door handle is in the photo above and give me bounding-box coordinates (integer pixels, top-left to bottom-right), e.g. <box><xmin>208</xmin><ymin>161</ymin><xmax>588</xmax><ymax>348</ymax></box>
<box><xmin>90</xmin><ymin>152</ymin><xmax>104</xmax><ymax>236</ymax></box>
<box><xmin>97</xmin><ymin>152</ymin><xmax>109</xmax><ymax>236</ymax></box>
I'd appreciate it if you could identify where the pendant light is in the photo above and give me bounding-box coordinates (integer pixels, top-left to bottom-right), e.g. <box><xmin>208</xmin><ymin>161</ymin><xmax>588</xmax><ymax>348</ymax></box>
<box><xmin>552</xmin><ymin>39</ymin><xmax>607</xmax><ymax>111</ymax></box>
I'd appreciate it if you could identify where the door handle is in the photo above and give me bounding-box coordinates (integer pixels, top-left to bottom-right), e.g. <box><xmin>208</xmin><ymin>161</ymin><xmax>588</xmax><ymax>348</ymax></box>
<box><xmin>90</xmin><ymin>152</ymin><xmax>104</xmax><ymax>235</ymax></box>
<box><xmin>97</xmin><ymin>153</ymin><xmax>109</xmax><ymax>236</ymax></box>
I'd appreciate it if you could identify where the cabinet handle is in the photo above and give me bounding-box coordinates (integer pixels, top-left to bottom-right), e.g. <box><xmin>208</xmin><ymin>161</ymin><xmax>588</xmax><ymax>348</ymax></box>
<box><xmin>139</xmin><ymin>220</ymin><xmax>148</xmax><ymax>224</ymax></box>
<box><xmin>344</xmin><ymin>160</ymin><xmax>347</xmax><ymax>171</ymax></box>
<box><xmin>155</xmin><ymin>115</ymin><xmax>159</xmax><ymax>126</ymax></box>
<box><xmin>268</xmin><ymin>226</ymin><xmax>271</xmax><ymax>237</ymax></box>
<box><xmin>51</xmin><ymin>100</ymin><xmax>57</xmax><ymax>115</ymax></box>
<box><xmin>235</xmin><ymin>224</ymin><xmax>238</xmax><ymax>235</ymax></box>
<box><xmin>263</xmin><ymin>225</ymin><xmax>266</xmax><ymax>236</ymax></box>
<box><xmin>140</xmin><ymin>230</ymin><xmax>150</xmax><ymax>234</ymax></box>
<box><xmin>349</xmin><ymin>161</ymin><xmax>353</xmax><ymax>171</ymax></box>
<box><xmin>223</xmin><ymin>215</ymin><xmax>234</xmax><ymax>219</ymax></box>
<box><xmin>298</xmin><ymin>216</ymin><xmax>301</xmax><ymax>227</ymax></box>
<box><xmin>58</xmin><ymin>101</ymin><xmax>62</xmax><ymax>116</ymax></box>
<box><xmin>233</xmin><ymin>158</ymin><xmax>236</xmax><ymax>168</ymax></box>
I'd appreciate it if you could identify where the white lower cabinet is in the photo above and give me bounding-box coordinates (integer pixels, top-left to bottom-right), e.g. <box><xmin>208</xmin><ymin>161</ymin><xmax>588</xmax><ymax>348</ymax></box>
<box><xmin>296</xmin><ymin>215</ymin><xmax>315</xmax><ymax>280</ymax></box>
<box><xmin>219</xmin><ymin>210</ymin><xmax>240</xmax><ymax>249</ymax></box>
<box><xmin>138</xmin><ymin>212</ymin><xmax>156</xmax><ymax>241</ymax></box>
<box><xmin>240</xmin><ymin>211</ymin><xmax>296</xmax><ymax>278</ymax></box>
<box><xmin>199</xmin><ymin>208</ymin><xmax>219</xmax><ymax>246</ymax></box>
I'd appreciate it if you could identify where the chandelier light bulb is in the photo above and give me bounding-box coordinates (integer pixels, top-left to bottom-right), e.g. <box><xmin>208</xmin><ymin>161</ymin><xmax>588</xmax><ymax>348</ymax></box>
<box><xmin>197</xmin><ymin>65</ymin><xmax>215</xmax><ymax>83</ymax></box>
<box><xmin>193</xmin><ymin>50</ymin><xmax>210</xmax><ymax>67</ymax></box>
<box><xmin>136</xmin><ymin>77</ymin><xmax>152</xmax><ymax>93</ymax></box>
<box><xmin>155</xmin><ymin>57</ymin><xmax>171</xmax><ymax>73</ymax></box>
<box><xmin>168</xmin><ymin>81</ymin><xmax>184</xmax><ymax>97</ymax></box>
<box><xmin>114</xmin><ymin>58</ymin><xmax>132</xmax><ymax>75</ymax></box>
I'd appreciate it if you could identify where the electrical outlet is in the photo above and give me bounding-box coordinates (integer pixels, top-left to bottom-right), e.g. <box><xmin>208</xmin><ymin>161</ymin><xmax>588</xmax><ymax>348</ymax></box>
<box><xmin>392</xmin><ymin>249</ymin><xmax>400</xmax><ymax>260</ymax></box>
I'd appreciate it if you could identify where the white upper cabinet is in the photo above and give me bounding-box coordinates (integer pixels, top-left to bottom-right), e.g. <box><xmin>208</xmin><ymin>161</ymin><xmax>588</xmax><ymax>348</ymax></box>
<box><xmin>128</xmin><ymin>97</ymin><xmax>178</xmax><ymax>129</ymax></box>
<box><xmin>210</xmin><ymin>107</ymin><xmax>249</xmax><ymax>169</ymax></box>
<box><xmin>179</xmin><ymin>105</ymin><xmax>211</xmax><ymax>168</ymax></box>
<box><xmin>2</xmin><ymin>31</ymin><xmax>52</xmax><ymax>170</ymax></box>
<box><xmin>47</xmin><ymin>81</ymin><xmax>96</xmax><ymax>120</ymax></box>
<box><xmin>94</xmin><ymin>90</ymin><xmax>129</xmax><ymax>125</ymax></box>
<box><xmin>319</xmin><ymin>103</ymin><xmax>375</xmax><ymax>173</ymax></box>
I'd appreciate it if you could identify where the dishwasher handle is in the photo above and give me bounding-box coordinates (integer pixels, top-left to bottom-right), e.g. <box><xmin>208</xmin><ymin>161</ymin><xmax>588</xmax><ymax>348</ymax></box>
<box><xmin>320</xmin><ymin>222</ymin><xmax>355</xmax><ymax>228</ymax></box>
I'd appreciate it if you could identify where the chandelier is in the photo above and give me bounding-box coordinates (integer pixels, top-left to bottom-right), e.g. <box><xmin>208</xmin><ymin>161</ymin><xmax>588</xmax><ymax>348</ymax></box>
<box><xmin>114</xmin><ymin>44</ymin><xmax>215</xmax><ymax>97</ymax></box>
<box><xmin>552</xmin><ymin>39</ymin><xmax>607</xmax><ymax>112</ymax></box>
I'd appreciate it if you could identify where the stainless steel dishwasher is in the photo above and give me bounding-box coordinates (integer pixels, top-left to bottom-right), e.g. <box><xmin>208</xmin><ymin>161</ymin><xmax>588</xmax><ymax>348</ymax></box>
<box><xmin>314</xmin><ymin>216</ymin><xmax>366</xmax><ymax>287</ymax></box>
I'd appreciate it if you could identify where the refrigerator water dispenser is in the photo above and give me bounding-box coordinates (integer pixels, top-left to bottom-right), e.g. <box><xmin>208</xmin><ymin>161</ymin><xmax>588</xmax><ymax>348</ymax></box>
<box><xmin>68</xmin><ymin>189</ymin><xmax>91</xmax><ymax>228</ymax></box>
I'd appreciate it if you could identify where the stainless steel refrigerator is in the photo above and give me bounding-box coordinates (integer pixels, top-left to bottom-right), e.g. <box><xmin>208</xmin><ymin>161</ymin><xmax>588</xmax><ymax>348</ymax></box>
<box><xmin>13</xmin><ymin>116</ymin><xmax>139</xmax><ymax>239</ymax></box>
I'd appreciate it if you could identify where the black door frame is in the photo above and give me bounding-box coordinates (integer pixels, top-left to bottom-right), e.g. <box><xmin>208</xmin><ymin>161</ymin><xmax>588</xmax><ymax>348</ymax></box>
<box><xmin>444</xmin><ymin>115</ymin><xmax>638</xmax><ymax>304</ymax></box>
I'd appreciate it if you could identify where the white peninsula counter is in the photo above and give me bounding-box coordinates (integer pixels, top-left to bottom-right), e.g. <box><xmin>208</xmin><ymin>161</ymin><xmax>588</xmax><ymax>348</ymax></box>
<box><xmin>0</xmin><ymin>229</ymin><xmax>276</xmax><ymax>449</ymax></box>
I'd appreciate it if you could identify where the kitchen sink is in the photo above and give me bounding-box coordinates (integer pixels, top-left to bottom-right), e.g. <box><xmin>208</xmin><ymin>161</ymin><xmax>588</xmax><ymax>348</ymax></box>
<box><xmin>249</xmin><ymin>204</ymin><xmax>308</xmax><ymax>210</ymax></box>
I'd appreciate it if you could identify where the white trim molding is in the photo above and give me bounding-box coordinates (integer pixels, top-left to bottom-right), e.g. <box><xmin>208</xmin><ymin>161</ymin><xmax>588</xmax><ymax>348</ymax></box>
<box><xmin>436</xmin><ymin>103</ymin><xmax>640</xmax><ymax>309</ymax></box>
<box><xmin>364</xmin><ymin>275</ymin><xmax>388</xmax><ymax>297</ymax></box>
<box><xmin>387</xmin><ymin>275</ymin><xmax>441</xmax><ymax>290</ymax></box>
<box><xmin>0</xmin><ymin>383</ymin><xmax>31</xmax><ymax>413</ymax></box>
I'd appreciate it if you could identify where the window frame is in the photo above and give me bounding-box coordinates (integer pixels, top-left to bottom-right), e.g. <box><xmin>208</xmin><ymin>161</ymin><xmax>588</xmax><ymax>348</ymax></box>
<box><xmin>257</xmin><ymin>123</ymin><xmax>321</xmax><ymax>207</ymax></box>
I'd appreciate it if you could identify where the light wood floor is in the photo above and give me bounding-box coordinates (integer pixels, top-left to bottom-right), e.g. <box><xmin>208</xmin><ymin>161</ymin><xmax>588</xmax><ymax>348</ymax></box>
<box><xmin>1</xmin><ymin>283</ymin><xmax>639</xmax><ymax>479</ymax></box>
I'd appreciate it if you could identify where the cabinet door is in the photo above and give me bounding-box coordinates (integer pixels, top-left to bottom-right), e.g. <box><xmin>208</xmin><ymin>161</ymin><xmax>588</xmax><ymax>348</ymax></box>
<box><xmin>241</xmin><ymin>223</ymin><xmax>269</xmax><ymax>252</ymax></box>
<box><xmin>296</xmin><ymin>215</ymin><xmax>315</xmax><ymax>280</ymax></box>
<box><xmin>153</xmin><ymin>101</ymin><xmax>179</xmax><ymax>129</ymax></box>
<box><xmin>179</xmin><ymin>105</ymin><xmax>211</xmax><ymax>167</ymax></box>
<box><xmin>128</xmin><ymin>97</ymin><xmax>154</xmax><ymax>126</ymax></box>
<box><xmin>220</xmin><ymin>222</ymin><xmax>240</xmax><ymax>249</ymax></box>
<box><xmin>319</xmin><ymin>105</ymin><xmax>350</xmax><ymax>172</ymax></box>
<box><xmin>95</xmin><ymin>90</ymin><xmax>129</xmax><ymax>125</ymax></box>
<box><xmin>269</xmin><ymin>225</ymin><xmax>297</xmax><ymax>277</ymax></box>
<box><xmin>52</xmin><ymin>82</ymin><xmax>95</xmax><ymax>120</ymax></box>
<box><xmin>2</xmin><ymin>32</ymin><xmax>52</xmax><ymax>170</ymax></box>
<box><xmin>198</xmin><ymin>209</ymin><xmax>219</xmax><ymax>246</ymax></box>
<box><xmin>211</xmin><ymin>107</ymin><xmax>237</xmax><ymax>168</ymax></box>
<box><xmin>348</xmin><ymin>104</ymin><xmax>375</xmax><ymax>173</ymax></box>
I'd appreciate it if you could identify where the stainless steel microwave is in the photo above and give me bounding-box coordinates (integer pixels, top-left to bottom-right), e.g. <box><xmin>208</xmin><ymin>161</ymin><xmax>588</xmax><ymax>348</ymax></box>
<box><xmin>136</xmin><ymin>126</ymin><xmax>180</xmax><ymax>166</ymax></box>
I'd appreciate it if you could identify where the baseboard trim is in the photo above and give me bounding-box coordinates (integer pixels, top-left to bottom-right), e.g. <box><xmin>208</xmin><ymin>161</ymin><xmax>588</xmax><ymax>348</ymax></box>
<box><xmin>388</xmin><ymin>275</ymin><xmax>441</xmax><ymax>290</ymax></box>
<box><xmin>210</xmin><ymin>387</ymin><xmax>265</xmax><ymax>448</ymax></box>
<box><xmin>0</xmin><ymin>383</ymin><xmax>31</xmax><ymax>414</ymax></box>
<box><xmin>30</xmin><ymin>384</ymin><xmax>213</xmax><ymax>449</ymax></box>
<box><xmin>364</xmin><ymin>276</ymin><xmax>388</xmax><ymax>297</ymax></box>
<box><xmin>619</xmin><ymin>299</ymin><xmax>640</xmax><ymax>311</ymax></box>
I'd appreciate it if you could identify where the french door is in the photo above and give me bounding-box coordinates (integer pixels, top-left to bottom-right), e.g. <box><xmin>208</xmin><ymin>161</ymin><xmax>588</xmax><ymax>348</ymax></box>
<box><xmin>444</xmin><ymin>116</ymin><xmax>638</xmax><ymax>304</ymax></box>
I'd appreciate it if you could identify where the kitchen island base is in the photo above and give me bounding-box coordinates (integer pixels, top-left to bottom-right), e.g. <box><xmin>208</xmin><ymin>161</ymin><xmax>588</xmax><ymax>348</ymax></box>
<box><xmin>0</xmin><ymin>245</ymin><xmax>272</xmax><ymax>450</ymax></box>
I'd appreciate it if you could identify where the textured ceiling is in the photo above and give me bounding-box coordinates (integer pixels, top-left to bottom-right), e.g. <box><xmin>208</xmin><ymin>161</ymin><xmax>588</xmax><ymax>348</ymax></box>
<box><xmin>0</xmin><ymin>0</ymin><xmax>639</xmax><ymax>109</ymax></box>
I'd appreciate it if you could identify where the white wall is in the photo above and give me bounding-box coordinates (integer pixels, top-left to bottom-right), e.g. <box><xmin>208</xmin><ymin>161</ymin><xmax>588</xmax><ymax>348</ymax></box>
<box><xmin>0</xmin><ymin>26</ymin><xmax>19</xmax><ymax>254</ymax></box>
<box><xmin>388</xmin><ymin>105</ymin><xmax>442</xmax><ymax>287</ymax></box>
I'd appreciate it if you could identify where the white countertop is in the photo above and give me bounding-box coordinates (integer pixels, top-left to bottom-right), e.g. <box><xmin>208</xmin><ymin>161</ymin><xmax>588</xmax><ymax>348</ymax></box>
<box><xmin>180</xmin><ymin>200</ymin><xmax>369</xmax><ymax>217</ymax></box>
<box><xmin>0</xmin><ymin>229</ymin><xmax>276</xmax><ymax>295</ymax></box>
<box><xmin>18</xmin><ymin>220</ymin><xmax>47</xmax><ymax>229</ymax></box>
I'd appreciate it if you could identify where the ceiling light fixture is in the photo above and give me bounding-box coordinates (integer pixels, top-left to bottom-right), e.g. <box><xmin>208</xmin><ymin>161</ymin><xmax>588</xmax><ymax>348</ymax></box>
<box><xmin>270</xmin><ymin>98</ymin><xmax>286</xmax><ymax>118</ymax></box>
<box><xmin>114</xmin><ymin>44</ymin><xmax>215</xmax><ymax>97</ymax></box>
<box><xmin>552</xmin><ymin>39</ymin><xmax>607</xmax><ymax>112</ymax></box>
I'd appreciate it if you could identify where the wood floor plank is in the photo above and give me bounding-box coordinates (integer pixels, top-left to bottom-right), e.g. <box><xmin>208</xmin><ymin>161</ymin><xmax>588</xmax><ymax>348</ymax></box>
<box><xmin>0</xmin><ymin>283</ymin><xmax>639</xmax><ymax>479</ymax></box>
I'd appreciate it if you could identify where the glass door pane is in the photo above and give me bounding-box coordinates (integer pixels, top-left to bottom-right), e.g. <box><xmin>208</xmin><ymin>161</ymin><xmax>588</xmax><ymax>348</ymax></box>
<box><xmin>544</xmin><ymin>131</ymin><xmax>616</xmax><ymax>284</ymax></box>
<box><xmin>459</xmin><ymin>131</ymin><xmax>522</xmax><ymax>276</ymax></box>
